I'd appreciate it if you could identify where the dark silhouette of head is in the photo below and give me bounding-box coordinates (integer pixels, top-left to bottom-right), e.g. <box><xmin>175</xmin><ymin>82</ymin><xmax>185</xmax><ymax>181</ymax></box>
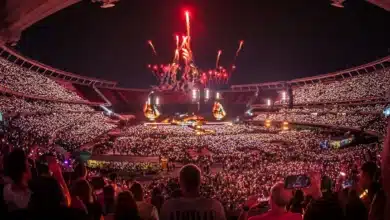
<box><xmin>179</xmin><ymin>164</ymin><xmax>201</xmax><ymax>195</ymax></box>
<box><xmin>6</xmin><ymin>148</ymin><xmax>31</xmax><ymax>185</ymax></box>
<box><xmin>130</xmin><ymin>182</ymin><xmax>143</xmax><ymax>201</ymax></box>
<box><xmin>359</xmin><ymin>161</ymin><xmax>378</xmax><ymax>189</ymax></box>
<box><xmin>71</xmin><ymin>179</ymin><xmax>93</xmax><ymax>205</ymax></box>
<box><xmin>114</xmin><ymin>191</ymin><xmax>139</xmax><ymax>220</ymax></box>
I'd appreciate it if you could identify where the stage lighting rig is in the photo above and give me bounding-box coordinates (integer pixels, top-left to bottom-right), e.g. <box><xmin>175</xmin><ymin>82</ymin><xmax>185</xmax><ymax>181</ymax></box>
<box><xmin>192</xmin><ymin>88</ymin><xmax>200</xmax><ymax>102</ymax></box>
<box><xmin>91</xmin><ymin>0</ymin><xmax>120</xmax><ymax>8</ymax></box>
<box><xmin>330</xmin><ymin>0</ymin><xmax>345</xmax><ymax>8</ymax></box>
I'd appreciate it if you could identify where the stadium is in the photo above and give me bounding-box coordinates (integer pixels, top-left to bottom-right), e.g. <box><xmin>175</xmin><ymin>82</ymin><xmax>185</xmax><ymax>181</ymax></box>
<box><xmin>0</xmin><ymin>1</ymin><xmax>390</xmax><ymax>220</ymax></box>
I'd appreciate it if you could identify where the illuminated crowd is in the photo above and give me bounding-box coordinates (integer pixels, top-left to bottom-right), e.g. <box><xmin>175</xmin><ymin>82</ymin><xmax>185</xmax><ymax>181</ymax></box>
<box><xmin>87</xmin><ymin>160</ymin><xmax>161</xmax><ymax>175</ymax></box>
<box><xmin>1</xmin><ymin>95</ymin><xmax>116</xmax><ymax>149</ymax></box>
<box><xmin>0</xmin><ymin>56</ymin><xmax>388</xmax><ymax>219</ymax></box>
<box><xmin>0</xmin><ymin>95</ymin><xmax>93</xmax><ymax>114</ymax></box>
<box><xmin>94</xmin><ymin>125</ymin><xmax>303</xmax><ymax>159</ymax></box>
<box><xmin>0</xmin><ymin>58</ymin><xmax>84</xmax><ymax>102</ymax></box>
<box><xmin>293</xmin><ymin>68</ymin><xmax>390</xmax><ymax>104</ymax></box>
<box><xmin>254</xmin><ymin>104</ymin><xmax>387</xmax><ymax>135</ymax></box>
<box><xmin>0</xmin><ymin>56</ymin><xmax>116</xmax><ymax>150</ymax></box>
<box><xmin>90</xmin><ymin>123</ymin><xmax>381</xmax><ymax>213</ymax></box>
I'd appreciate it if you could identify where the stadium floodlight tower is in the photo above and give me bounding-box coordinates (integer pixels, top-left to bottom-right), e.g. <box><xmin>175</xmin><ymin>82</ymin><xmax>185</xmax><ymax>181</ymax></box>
<box><xmin>282</xmin><ymin>91</ymin><xmax>286</xmax><ymax>101</ymax></box>
<box><xmin>191</xmin><ymin>88</ymin><xmax>201</xmax><ymax>113</ymax></box>
<box><xmin>215</xmin><ymin>91</ymin><xmax>221</xmax><ymax>100</ymax></box>
<box><xmin>280</xmin><ymin>91</ymin><xmax>289</xmax><ymax>105</ymax></box>
<box><xmin>192</xmin><ymin>88</ymin><xmax>200</xmax><ymax>101</ymax></box>
<box><xmin>267</xmin><ymin>99</ymin><xmax>272</xmax><ymax>107</ymax></box>
<box><xmin>204</xmin><ymin>88</ymin><xmax>210</xmax><ymax>102</ymax></box>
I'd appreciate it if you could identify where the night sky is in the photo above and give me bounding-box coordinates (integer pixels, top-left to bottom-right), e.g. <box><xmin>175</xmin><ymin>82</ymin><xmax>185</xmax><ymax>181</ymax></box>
<box><xmin>15</xmin><ymin>0</ymin><xmax>390</xmax><ymax>89</ymax></box>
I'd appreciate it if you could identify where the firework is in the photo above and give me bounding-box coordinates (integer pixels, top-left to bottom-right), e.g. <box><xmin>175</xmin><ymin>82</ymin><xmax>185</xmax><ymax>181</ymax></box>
<box><xmin>148</xmin><ymin>10</ymin><xmax>243</xmax><ymax>91</ymax></box>
<box><xmin>175</xmin><ymin>35</ymin><xmax>180</xmax><ymax>49</ymax></box>
<box><xmin>185</xmin><ymin>10</ymin><xmax>191</xmax><ymax>38</ymax></box>
<box><xmin>216</xmin><ymin>50</ymin><xmax>222</xmax><ymax>68</ymax></box>
<box><xmin>235</xmin><ymin>40</ymin><xmax>244</xmax><ymax>59</ymax></box>
<box><xmin>173</xmin><ymin>49</ymin><xmax>179</xmax><ymax>62</ymax></box>
<box><xmin>147</xmin><ymin>40</ymin><xmax>157</xmax><ymax>56</ymax></box>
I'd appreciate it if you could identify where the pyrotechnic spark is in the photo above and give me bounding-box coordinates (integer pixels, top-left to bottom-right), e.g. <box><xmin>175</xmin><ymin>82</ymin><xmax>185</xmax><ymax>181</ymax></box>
<box><xmin>148</xmin><ymin>10</ymin><xmax>243</xmax><ymax>90</ymax></box>
<box><xmin>185</xmin><ymin>11</ymin><xmax>190</xmax><ymax>38</ymax></box>
<box><xmin>171</xmin><ymin>49</ymin><xmax>180</xmax><ymax>67</ymax></box>
<box><xmin>182</xmin><ymin>48</ymin><xmax>190</xmax><ymax>61</ymax></box>
<box><xmin>175</xmin><ymin>35</ymin><xmax>180</xmax><ymax>49</ymax></box>
<box><xmin>235</xmin><ymin>40</ymin><xmax>244</xmax><ymax>57</ymax></box>
<box><xmin>180</xmin><ymin>36</ymin><xmax>188</xmax><ymax>49</ymax></box>
<box><xmin>174</xmin><ymin>49</ymin><xmax>179</xmax><ymax>60</ymax></box>
<box><xmin>184</xmin><ymin>10</ymin><xmax>191</xmax><ymax>49</ymax></box>
<box><xmin>147</xmin><ymin>40</ymin><xmax>157</xmax><ymax>56</ymax></box>
<box><xmin>216</xmin><ymin>50</ymin><xmax>222</xmax><ymax>68</ymax></box>
<box><xmin>230</xmin><ymin>40</ymin><xmax>244</xmax><ymax>73</ymax></box>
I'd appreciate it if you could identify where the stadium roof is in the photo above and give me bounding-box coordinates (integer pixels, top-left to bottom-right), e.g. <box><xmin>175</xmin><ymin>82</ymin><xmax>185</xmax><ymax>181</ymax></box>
<box><xmin>0</xmin><ymin>0</ymin><xmax>80</xmax><ymax>44</ymax></box>
<box><xmin>367</xmin><ymin>0</ymin><xmax>390</xmax><ymax>11</ymax></box>
<box><xmin>231</xmin><ymin>55</ymin><xmax>390</xmax><ymax>91</ymax></box>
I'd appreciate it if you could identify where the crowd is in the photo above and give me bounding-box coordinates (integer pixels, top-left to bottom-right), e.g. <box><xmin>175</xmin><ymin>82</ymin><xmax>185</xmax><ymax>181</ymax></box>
<box><xmin>94</xmin><ymin>125</ymin><xmax>307</xmax><ymax>159</ymax></box>
<box><xmin>201</xmin><ymin>125</ymin><xmax>262</xmax><ymax>135</ymax></box>
<box><xmin>276</xmin><ymin>104</ymin><xmax>387</xmax><ymax>115</ymax></box>
<box><xmin>293</xmin><ymin>68</ymin><xmax>390</xmax><ymax>104</ymax></box>
<box><xmin>121</xmin><ymin>125</ymin><xmax>194</xmax><ymax>138</ymax></box>
<box><xmin>2</xmin><ymin>111</ymin><xmax>115</xmax><ymax>151</ymax></box>
<box><xmin>253</xmin><ymin>104</ymin><xmax>387</xmax><ymax>135</ymax></box>
<box><xmin>95</xmin><ymin>124</ymin><xmax>362</xmax><ymax>161</ymax></box>
<box><xmin>0</xmin><ymin>58</ymin><xmax>84</xmax><ymax>102</ymax></box>
<box><xmin>2</xmin><ymin>106</ymin><xmax>115</xmax><ymax>147</ymax></box>
<box><xmin>0</xmin><ymin>43</ymin><xmax>389</xmax><ymax>219</ymax></box>
<box><xmin>87</xmin><ymin>160</ymin><xmax>161</xmax><ymax>176</ymax></box>
<box><xmin>0</xmin><ymin>148</ymin><xmax>388</xmax><ymax>220</ymax></box>
<box><xmin>88</xmin><ymin>121</ymin><xmax>387</xmax><ymax>215</ymax></box>
<box><xmin>0</xmin><ymin>95</ymin><xmax>93</xmax><ymax>115</ymax></box>
<box><xmin>0</xmin><ymin>59</ymin><xmax>116</xmax><ymax>150</ymax></box>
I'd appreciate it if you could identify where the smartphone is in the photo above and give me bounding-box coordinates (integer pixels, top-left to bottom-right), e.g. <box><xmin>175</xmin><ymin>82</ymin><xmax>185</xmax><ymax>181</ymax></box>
<box><xmin>257</xmin><ymin>197</ymin><xmax>268</xmax><ymax>203</ymax></box>
<box><xmin>383</xmin><ymin>106</ymin><xmax>390</xmax><ymax>117</ymax></box>
<box><xmin>284</xmin><ymin>175</ymin><xmax>311</xmax><ymax>189</ymax></box>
